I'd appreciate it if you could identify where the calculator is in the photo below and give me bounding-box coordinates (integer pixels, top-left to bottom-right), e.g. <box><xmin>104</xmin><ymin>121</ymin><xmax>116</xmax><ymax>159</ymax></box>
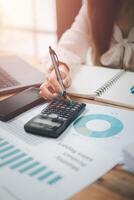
<box><xmin>24</xmin><ymin>99</ymin><xmax>86</xmax><ymax>138</ymax></box>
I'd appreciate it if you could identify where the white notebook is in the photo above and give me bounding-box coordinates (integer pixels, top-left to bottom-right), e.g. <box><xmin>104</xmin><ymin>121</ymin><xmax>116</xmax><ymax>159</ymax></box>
<box><xmin>67</xmin><ymin>65</ymin><xmax>134</xmax><ymax>109</ymax></box>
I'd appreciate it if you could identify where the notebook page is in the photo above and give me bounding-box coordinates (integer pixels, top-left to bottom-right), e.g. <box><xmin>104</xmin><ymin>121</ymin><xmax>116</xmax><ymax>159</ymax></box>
<box><xmin>67</xmin><ymin>65</ymin><xmax>121</xmax><ymax>98</ymax></box>
<box><xmin>96</xmin><ymin>71</ymin><xmax>134</xmax><ymax>108</ymax></box>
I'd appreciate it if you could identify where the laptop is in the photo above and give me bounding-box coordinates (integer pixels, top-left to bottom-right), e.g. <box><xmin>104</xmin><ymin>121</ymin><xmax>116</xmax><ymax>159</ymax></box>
<box><xmin>0</xmin><ymin>55</ymin><xmax>45</xmax><ymax>95</ymax></box>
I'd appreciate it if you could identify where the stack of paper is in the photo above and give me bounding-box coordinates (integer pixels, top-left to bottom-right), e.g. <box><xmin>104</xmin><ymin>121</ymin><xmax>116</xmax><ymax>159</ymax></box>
<box><xmin>123</xmin><ymin>142</ymin><xmax>134</xmax><ymax>173</ymax></box>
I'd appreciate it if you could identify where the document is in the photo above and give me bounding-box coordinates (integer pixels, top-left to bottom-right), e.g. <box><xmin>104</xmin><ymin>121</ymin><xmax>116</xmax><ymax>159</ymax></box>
<box><xmin>0</xmin><ymin>129</ymin><xmax>118</xmax><ymax>200</ymax></box>
<box><xmin>0</xmin><ymin>103</ymin><xmax>133</xmax><ymax>200</ymax></box>
<box><xmin>67</xmin><ymin>65</ymin><xmax>134</xmax><ymax>108</ymax></box>
<box><xmin>0</xmin><ymin>104</ymin><xmax>46</xmax><ymax>146</ymax></box>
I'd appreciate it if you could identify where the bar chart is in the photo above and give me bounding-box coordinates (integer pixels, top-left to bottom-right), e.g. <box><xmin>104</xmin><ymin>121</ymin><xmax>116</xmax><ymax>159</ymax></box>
<box><xmin>0</xmin><ymin>137</ymin><xmax>63</xmax><ymax>185</ymax></box>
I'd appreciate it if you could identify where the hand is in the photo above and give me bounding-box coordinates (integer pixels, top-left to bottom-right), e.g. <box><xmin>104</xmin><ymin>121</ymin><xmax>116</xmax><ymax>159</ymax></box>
<box><xmin>39</xmin><ymin>63</ymin><xmax>71</xmax><ymax>100</ymax></box>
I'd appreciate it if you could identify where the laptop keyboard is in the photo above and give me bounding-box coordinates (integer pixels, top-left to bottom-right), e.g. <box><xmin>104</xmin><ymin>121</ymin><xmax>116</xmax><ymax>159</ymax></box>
<box><xmin>0</xmin><ymin>67</ymin><xmax>20</xmax><ymax>89</ymax></box>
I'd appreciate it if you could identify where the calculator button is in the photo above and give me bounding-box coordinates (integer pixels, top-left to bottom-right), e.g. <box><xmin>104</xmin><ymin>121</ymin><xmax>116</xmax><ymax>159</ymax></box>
<box><xmin>58</xmin><ymin>117</ymin><xmax>67</xmax><ymax>121</ymax></box>
<box><xmin>48</xmin><ymin>113</ymin><xmax>59</xmax><ymax>119</ymax></box>
<box><xmin>40</xmin><ymin>113</ymin><xmax>48</xmax><ymax>118</ymax></box>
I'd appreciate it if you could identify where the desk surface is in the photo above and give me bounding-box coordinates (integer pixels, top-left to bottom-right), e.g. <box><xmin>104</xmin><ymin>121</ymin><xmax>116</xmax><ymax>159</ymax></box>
<box><xmin>0</xmin><ymin>53</ymin><xmax>134</xmax><ymax>200</ymax></box>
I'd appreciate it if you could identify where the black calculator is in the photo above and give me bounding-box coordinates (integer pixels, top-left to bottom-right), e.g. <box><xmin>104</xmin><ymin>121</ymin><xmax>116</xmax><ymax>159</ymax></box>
<box><xmin>24</xmin><ymin>99</ymin><xmax>86</xmax><ymax>138</ymax></box>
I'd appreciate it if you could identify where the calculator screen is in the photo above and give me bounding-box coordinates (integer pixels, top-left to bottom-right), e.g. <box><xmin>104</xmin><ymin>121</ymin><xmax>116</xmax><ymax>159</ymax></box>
<box><xmin>34</xmin><ymin>118</ymin><xmax>60</xmax><ymax>127</ymax></box>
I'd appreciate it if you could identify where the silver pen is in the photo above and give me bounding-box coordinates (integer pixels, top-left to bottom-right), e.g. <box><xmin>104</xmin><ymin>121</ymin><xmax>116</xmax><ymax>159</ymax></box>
<box><xmin>49</xmin><ymin>46</ymin><xmax>72</xmax><ymax>103</ymax></box>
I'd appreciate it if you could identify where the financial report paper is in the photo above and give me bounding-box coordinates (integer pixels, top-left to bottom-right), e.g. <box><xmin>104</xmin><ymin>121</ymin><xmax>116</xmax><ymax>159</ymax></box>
<box><xmin>0</xmin><ymin>103</ymin><xmax>133</xmax><ymax>200</ymax></box>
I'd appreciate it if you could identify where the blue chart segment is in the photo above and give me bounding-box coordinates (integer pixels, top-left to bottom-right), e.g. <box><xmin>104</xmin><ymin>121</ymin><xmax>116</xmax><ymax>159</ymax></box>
<box><xmin>0</xmin><ymin>138</ymin><xmax>62</xmax><ymax>185</ymax></box>
<box><xmin>130</xmin><ymin>86</ymin><xmax>134</xmax><ymax>94</ymax></box>
<box><xmin>73</xmin><ymin>114</ymin><xmax>123</xmax><ymax>138</ymax></box>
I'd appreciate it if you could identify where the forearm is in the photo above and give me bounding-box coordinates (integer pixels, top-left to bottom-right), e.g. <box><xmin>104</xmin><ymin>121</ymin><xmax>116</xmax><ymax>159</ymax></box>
<box><xmin>57</xmin><ymin>0</ymin><xmax>91</xmax><ymax>68</ymax></box>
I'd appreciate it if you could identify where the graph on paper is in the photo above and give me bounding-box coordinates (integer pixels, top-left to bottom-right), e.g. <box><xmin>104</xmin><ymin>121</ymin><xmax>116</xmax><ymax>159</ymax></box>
<box><xmin>73</xmin><ymin>114</ymin><xmax>123</xmax><ymax>138</ymax></box>
<box><xmin>0</xmin><ymin>104</ymin><xmax>47</xmax><ymax>146</ymax></box>
<box><xmin>0</xmin><ymin>137</ymin><xmax>63</xmax><ymax>185</ymax></box>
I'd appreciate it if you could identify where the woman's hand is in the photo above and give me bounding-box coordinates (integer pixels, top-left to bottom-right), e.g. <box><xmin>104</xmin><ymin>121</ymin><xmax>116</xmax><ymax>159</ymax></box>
<box><xmin>39</xmin><ymin>63</ymin><xmax>71</xmax><ymax>100</ymax></box>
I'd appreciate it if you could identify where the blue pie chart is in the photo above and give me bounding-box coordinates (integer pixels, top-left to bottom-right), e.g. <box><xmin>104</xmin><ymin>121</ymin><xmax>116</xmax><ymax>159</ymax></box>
<box><xmin>73</xmin><ymin>114</ymin><xmax>123</xmax><ymax>138</ymax></box>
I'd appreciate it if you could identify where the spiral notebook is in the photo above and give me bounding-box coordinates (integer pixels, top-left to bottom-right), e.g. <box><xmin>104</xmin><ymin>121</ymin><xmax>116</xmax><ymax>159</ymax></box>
<box><xmin>67</xmin><ymin>65</ymin><xmax>134</xmax><ymax>109</ymax></box>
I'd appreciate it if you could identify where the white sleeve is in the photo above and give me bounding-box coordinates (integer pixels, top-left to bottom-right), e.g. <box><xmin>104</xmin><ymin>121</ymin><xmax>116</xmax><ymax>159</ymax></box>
<box><xmin>57</xmin><ymin>0</ymin><xmax>91</xmax><ymax>68</ymax></box>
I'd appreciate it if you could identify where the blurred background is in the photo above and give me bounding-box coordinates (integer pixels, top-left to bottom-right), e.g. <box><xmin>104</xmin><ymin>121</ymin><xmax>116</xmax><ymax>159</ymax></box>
<box><xmin>0</xmin><ymin>0</ymin><xmax>81</xmax><ymax>58</ymax></box>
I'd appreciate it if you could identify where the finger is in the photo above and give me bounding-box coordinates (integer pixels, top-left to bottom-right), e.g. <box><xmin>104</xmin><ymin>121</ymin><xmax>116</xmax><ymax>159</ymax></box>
<box><xmin>47</xmin><ymin>63</ymin><xmax>67</xmax><ymax>74</ymax></box>
<box><xmin>40</xmin><ymin>87</ymin><xmax>55</xmax><ymax>100</ymax></box>
<box><xmin>48</xmin><ymin>72</ymin><xmax>62</xmax><ymax>93</ymax></box>
<box><xmin>40</xmin><ymin>83</ymin><xmax>56</xmax><ymax>100</ymax></box>
<box><xmin>40</xmin><ymin>79</ymin><xmax>55</xmax><ymax>92</ymax></box>
<box><xmin>41</xmin><ymin>76</ymin><xmax>61</xmax><ymax>96</ymax></box>
<box><xmin>40</xmin><ymin>82</ymin><xmax>46</xmax><ymax>90</ymax></box>
<box><xmin>49</xmin><ymin>77</ymin><xmax>62</xmax><ymax>93</ymax></box>
<box><xmin>46</xmin><ymin>64</ymin><xmax>68</xmax><ymax>83</ymax></box>
<box><xmin>50</xmin><ymin>69</ymin><xmax>66</xmax><ymax>80</ymax></box>
<box><xmin>42</xmin><ymin>67</ymin><xmax>68</xmax><ymax>95</ymax></box>
<box><xmin>46</xmin><ymin>65</ymin><xmax>54</xmax><ymax>73</ymax></box>
<box><xmin>63</xmin><ymin>76</ymin><xmax>72</xmax><ymax>88</ymax></box>
<box><xmin>41</xmin><ymin>80</ymin><xmax>59</xmax><ymax>96</ymax></box>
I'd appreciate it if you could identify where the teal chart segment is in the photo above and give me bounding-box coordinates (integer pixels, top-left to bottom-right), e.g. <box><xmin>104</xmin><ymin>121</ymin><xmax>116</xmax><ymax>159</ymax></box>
<box><xmin>73</xmin><ymin>114</ymin><xmax>123</xmax><ymax>138</ymax></box>
<box><xmin>0</xmin><ymin>138</ymin><xmax>62</xmax><ymax>185</ymax></box>
<box><xmin>130</xmin><ymin>86</ymin><xmax>134</xmax><ymax>94</ymax></box>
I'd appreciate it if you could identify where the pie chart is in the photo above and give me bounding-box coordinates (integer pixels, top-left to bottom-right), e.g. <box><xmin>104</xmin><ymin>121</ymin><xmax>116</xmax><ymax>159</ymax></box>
<box><xmin>73</xmin><ymin>114</ymin><xmax>123</xmax><ymax>138</ymax></box>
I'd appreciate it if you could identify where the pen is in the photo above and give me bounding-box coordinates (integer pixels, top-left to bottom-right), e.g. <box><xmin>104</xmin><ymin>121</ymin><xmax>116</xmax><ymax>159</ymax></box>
<box><xmin>49</xmin><ymin>46</ymin><xmax>72</xmax><ymax>103</ymax></box>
